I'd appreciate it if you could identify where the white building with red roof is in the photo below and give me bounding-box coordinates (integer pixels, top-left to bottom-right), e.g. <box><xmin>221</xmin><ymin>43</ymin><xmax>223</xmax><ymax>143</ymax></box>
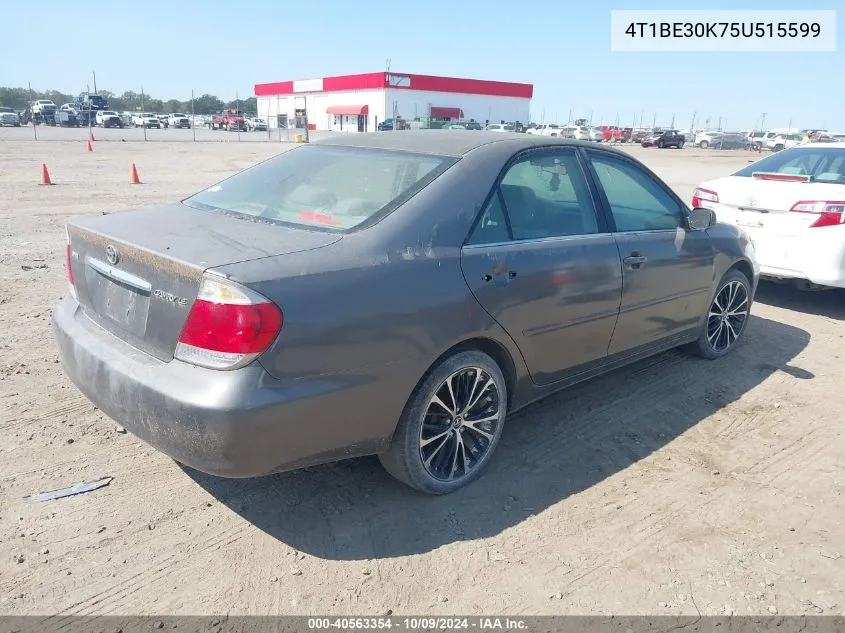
<box><xmin>254</xmin><ymin>71</ymin><xmax>533</xmax><ymax>132</ymax></box>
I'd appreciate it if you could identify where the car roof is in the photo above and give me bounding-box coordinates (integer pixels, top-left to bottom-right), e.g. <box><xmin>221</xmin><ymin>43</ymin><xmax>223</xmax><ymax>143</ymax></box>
<box><xmin>313</xmin><ymin>130</ymin><xmax>614</xmax><ymax>157</ymax></box>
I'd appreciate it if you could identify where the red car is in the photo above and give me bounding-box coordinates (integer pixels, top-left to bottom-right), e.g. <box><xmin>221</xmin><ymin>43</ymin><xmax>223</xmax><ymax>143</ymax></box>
<box><xmin>597</xmin><ymin>125</ymin><xmax>624</xmax><ymax>142</ymax></box>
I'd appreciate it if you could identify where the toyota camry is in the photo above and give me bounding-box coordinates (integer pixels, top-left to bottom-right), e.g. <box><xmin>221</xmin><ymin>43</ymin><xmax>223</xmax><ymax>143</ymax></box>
<box><xmin>53</xmin><ymin>132</ymin><xmax>758</xmax><ymax>494</ymax></box>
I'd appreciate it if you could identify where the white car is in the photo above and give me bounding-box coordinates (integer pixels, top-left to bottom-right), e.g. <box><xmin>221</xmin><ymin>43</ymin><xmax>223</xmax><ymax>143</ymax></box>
<box><xmin>764</xmin><ymin>133</ymin><xmax>802</xmax><ymax>152</ymax></box>
<box><xmin>245</xmin><ymin>117</ymin><xmax>268</xmax><ymax>131</ymax></box>
<box><xmin>527</xmin><ymin>124</ymin><xmax>564</xmax><ymax>137</ymax></box>
<box><xmin>694</xmin><ymin>131</ymin><xmax>725</xmax><ymax>148</ymax></box>
<box><xmin>485</xmin><ymin>123</ymin><xmax>514</xmax><ymax>132</ymax></box>
<box><xmin>693</xmin><ymin>143</ymin><xmax>845</xmax><ymax>289</ymax></box>
<box><xmin>132</xmin><ymin>113</ymin><xmax>161</xmax><ymax>128</ymax></box>
<box><xmin>571</xmin><ymin>127</ymin><xmax>603</xmax><ymax>142</ymax></box>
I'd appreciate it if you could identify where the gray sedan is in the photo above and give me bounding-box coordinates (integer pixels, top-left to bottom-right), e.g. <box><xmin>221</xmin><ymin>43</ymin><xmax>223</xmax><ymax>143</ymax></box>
<box><xmin>52</xmin><ymin>132</ymin><xmax>759</xmax><ymax>494</ymax></box>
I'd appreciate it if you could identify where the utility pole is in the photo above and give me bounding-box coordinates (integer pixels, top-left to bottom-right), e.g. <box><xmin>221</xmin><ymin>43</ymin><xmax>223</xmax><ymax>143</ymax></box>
<box><xmin>670</xmin><ymin>114</ymin><xmax>675</xmax><ymax>129</ymax></box>
<box><xmin>87</xmin><ymin>83</ymin><xmax>92</xmax><ymax>140</ymax></box>
<box><xmin>93</xmin><ymin>71</ymin><xmax>97</xmax><ymax>94</ymax></box>
<box><xmin>760</xmin><ymin>112</ymin><xmax>767</xmax><ymax>131</ymax></box>
<box><xmin>690</xmin><ymin>112</ymin><xmax>697</xmax><ymax>133</ymax></box>
<box><xmin>236</xmin><ymin>91</ymin><xmax>241</xmax><ymax>142</ymax></box>
<box><xmin>652</xmin><ymin>113</ymin><xmax>656</xmax><ymax>129</ymax></box>
<box><xmin>191</xmin><ymin>90</ymin><xmax>196</xmax><ymax>142</ymax></box>
<box><xmin>141</xmin><ymin>86</ymin><xmax>146</xmax><ymax>141</ymax></box>
<box><xmin>383</xmin><ymin>58</ymin><xmax>391</xmax><ymax>132</ymax></box>
<box><xmin>29</xmin><ymin>82</ymin><xmax>36</xmax><ymax>140</ymax></box>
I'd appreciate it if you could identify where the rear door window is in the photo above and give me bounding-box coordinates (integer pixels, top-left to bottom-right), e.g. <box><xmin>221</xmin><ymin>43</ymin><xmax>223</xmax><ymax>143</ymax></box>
<box><xmin>468</xmin><ymin>149</ymin><xmax>600</xmax><ymax>244</ymax></box>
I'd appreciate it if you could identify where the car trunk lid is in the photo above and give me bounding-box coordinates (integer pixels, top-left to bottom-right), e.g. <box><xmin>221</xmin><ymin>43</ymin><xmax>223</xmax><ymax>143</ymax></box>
<box><xmin>710</xmin><ymin>176</ymin><xmax>845</xmax><ymax>236</ymax></box>
<box><xmin>67</xmin><ymin>203</ymin><xmax>341</xmax><ymax>362</ymax></box>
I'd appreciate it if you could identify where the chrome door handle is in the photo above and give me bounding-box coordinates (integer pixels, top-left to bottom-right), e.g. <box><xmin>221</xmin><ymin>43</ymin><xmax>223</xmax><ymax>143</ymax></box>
<box><xmin>623</xmin><ymin>255</ymin><xmax>648</xmax><ymax>269</ymax></box>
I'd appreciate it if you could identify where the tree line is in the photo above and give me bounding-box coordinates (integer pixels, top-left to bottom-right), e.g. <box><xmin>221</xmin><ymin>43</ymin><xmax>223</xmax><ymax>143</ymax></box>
<box><xmin>0</xmin><ymin>86</ymin><xmax>257</xmax><ymax>115</ymax></box>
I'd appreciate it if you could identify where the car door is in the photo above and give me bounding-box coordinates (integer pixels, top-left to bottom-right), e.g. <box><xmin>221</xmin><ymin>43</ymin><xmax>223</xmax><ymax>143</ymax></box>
<box><xmin>584</xmin><ymin>150</ymin><xmax>715</xmax><ymax>355</ymax></box>
<box><xmin>461</xmin><ymin>147</ymin><xmax>623</xmax><ymax>386</ymax></box>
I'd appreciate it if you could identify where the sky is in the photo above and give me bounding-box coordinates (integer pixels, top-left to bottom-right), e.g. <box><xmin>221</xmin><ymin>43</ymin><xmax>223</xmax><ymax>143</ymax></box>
<box><xmin>1</xmin><ymin>0</ymin><xmax>842</xmax><ymax>130</ymax></box>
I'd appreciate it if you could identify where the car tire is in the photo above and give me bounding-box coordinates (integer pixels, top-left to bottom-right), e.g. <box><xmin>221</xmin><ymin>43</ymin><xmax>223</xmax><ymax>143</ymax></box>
<box><xmin>379</xmin><ymin>350</ymin><xmax>508</xmax><ymax>495</ymax></box>
<box><xmin>658</xmin><ymin>140</ymin><xmax>665</xmax><ymax>149</ymax></box>
<box><xmin>683</xmin><ymin>268</ymin><xmax>752</xmax><ymax>360</ymax></box>
<box><xmin>678</xmin><ymin>142</ymin><xmax>684</xmax><ymax>149</ymax></box>
<box><xmin>773</xmin><ymin>144</ymin><xmax>784</xmax><ymax>152</ymax></box>
<box><xmin>699</xmin><ymin>141</ymin><xmax>709</xmax><ymax>149</ymax></box>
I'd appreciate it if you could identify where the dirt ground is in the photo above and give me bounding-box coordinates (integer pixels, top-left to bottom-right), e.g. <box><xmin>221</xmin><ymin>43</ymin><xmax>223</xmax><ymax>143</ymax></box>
<box><xmin>1</xmin><ymin>137</ymin><xmax>843</xmax><ymax>618</ymax></box>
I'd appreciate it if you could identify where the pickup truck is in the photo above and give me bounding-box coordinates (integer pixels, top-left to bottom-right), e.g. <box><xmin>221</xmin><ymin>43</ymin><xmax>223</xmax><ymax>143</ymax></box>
<box><xmin>21</xmin><ymin>101</ymin><xmax>57</xmax><ymax>125</ymax></box>
<box><xmin>96</xmin><ymin>111</ymin><xmax>124</xmax><ymax>128</ymax></box>
<box><xmin>0</xmin><ymin>107</ymin><xmax>21</xmax><ymax>127</ymax></box>
<box><xmin>132</xmin><ymin>113</ymin><xmax>161</xmax><ymax>128</ymax></box>
<box><xmin>168</xmin><ymin>113</ymin><xmax>191</xmax><ymax>129</ymax></box>
<box><xmin>31</xmin><ymin>100</ymin><xmax>57</xmax><ymax>115</ymax></box>
<box><xmin>209</xmin><ymin>109</ymin><xmax>246</xmax><ymax>131</ymax></box>
<box><xmin>75</xmin><ymin>94</ymin><xmax>109</xmax><ymax>112</ymax></box>
<box><xmin>55</xmin><ymin>109</ymin><xmax>81</xmax><ymax>127</ymax></box>
<box><xmin>245</xmin><ymin>117</ymin><xmax>267</xmax><ymax>131</ymax></box>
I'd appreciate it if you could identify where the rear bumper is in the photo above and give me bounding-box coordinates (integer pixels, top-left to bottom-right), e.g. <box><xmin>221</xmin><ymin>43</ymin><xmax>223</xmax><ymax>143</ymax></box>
<box><xmin>52</xmin><ymin>295</ymin><xmax>390</xmax><ymax>477</ymax></box>
<box><xmin>751</xmin><ymin>230</ymin><xmax>845</xmax><ymax>288</ymax></box>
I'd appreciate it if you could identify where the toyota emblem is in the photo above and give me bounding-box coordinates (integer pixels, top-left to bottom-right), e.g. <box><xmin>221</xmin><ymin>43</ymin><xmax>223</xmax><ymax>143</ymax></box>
<box><xmin>105</xmin><ymin>245</ymin><xmax>119</xmax><ymax>265</ymax></box>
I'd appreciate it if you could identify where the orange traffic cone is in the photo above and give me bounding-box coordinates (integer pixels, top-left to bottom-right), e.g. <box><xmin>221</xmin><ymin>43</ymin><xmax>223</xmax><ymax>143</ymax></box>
<box><xmin>130</xmin><ymin>163</ymin><xmax>141</xmax><ymax>185</ymax></box>
<box><xmin>40</xmin><ymin>163</ymin><xmax>53</xmax><ymax>186</ymax></box>
<box><xmin>89</xmin><ymin>130</ymin><xmax>95</xmax><ymax>142</ymax></box>
<box><xmin>87</xmin><ymin>140</ymin><xmax>93</xmax><ymax>152</ymax></box>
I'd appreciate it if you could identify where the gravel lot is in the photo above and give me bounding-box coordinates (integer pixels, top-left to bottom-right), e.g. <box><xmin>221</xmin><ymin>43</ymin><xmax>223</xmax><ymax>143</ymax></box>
<box><xmin>1</xmin><ymin>136</ymin><xmax>843</xmax><ymax>618</ymax></box>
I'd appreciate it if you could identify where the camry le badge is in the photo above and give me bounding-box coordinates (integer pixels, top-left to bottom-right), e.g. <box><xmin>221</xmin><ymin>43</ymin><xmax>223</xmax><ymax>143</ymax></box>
<box><xmin>105</xmin><ymin>245</ymin><xmax>119</xmax><ymax>266</ymax></box>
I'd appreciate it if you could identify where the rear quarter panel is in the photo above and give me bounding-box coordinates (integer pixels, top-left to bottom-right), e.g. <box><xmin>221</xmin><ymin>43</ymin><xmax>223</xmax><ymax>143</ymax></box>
<box><xmin>707</xmin><ymin>221</ymin><xmax>759</xmax><ymax>294</ymax></box>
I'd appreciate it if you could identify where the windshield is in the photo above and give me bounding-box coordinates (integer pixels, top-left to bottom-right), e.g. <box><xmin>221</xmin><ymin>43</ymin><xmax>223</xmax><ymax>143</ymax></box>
<box><xmin>183</xmin><ymin>145</ymin><xmax>456</xmax><ymax>231</ymax></box>
<box><xmin>102</xmin><ymin>111</ymin><xmax>117</xmax><ymax>116</ymax></box>
<box><xmin>734</xmin><ymin>148</ymin><xmax>845</xmax><ymax>184</ymax></box>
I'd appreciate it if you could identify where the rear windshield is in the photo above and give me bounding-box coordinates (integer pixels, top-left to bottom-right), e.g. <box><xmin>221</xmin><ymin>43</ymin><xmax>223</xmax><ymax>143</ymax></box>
<box><xmin>733</xmin><ymin>147</ymin><xmax>845</xmax><ymax>184</ymax></box>
<box><xmin>183</xmin><ymin>145</ymin><xmax>456</xmax><ymax>231</ymax></box>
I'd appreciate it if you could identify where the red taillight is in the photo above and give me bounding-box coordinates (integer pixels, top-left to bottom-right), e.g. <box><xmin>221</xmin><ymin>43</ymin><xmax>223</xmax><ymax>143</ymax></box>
<box><xmin>175</xmin><ymin>276</ymin><xmax>283</xmax><ymax>370</ymax></box>
<box><xmin>65</xmin><ymin>227</ymin><xmax>77</xmax><ymax>300</ymax></box>
<box><xmin>789</xmin><ymin>201</ymin><xmax>845</xmax><ymax>228</ymax></box>
<box><xmin>692</xmin><ymin>187</ymin><xmax>719</xmax><ymax>208</ymax></box>
<box><xmin>66</xmin><ymin>243</ymin><xmax>74</xmax><ymax>285</ymax></box>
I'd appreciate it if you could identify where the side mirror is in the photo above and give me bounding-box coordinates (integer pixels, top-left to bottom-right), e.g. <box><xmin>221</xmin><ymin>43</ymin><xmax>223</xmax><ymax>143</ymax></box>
<box><xmin>686</xmin><ymin>207</ymin><xmax>717</xmax><ymax>231</ymax></box>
